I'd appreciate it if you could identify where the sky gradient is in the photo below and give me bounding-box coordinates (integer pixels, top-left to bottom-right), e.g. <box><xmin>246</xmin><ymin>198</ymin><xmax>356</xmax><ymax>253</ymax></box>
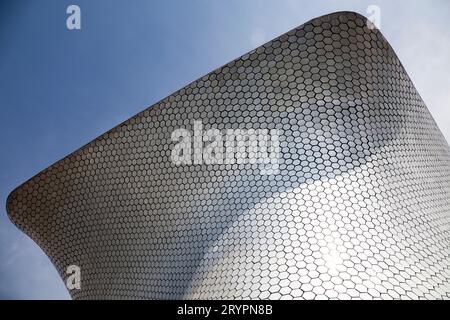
<box><xmin>0</xmin><ymin>0</ymin><xmax>449</xmax><ymax>299</ymax></box>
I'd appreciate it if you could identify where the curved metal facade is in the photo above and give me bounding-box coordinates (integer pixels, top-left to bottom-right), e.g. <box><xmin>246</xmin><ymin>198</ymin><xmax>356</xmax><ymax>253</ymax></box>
<box><xmin>6</xmin><ymin>12</ymin><xmax>450</xmax><ymax>299</ymax></box>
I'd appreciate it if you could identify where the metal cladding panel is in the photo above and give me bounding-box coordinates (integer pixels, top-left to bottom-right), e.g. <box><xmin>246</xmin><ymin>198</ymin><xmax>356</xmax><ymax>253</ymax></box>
<box><xmin>6</xmin><ymin>12</ymin><xmax>450</xmax><ymax>299</ymax></box>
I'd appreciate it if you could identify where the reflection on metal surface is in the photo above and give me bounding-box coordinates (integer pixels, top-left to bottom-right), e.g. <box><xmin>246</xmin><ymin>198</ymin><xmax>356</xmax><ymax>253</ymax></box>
<box><xmin>6</xmin><ymin>12</ymin><xmax>450</xmax><ymax>299</ymax></box>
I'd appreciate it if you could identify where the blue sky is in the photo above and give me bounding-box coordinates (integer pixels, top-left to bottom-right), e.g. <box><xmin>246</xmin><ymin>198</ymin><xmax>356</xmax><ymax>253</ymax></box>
<box><xmin>0</xmin><ymin>0</ymin><xmax>449</xmax><ymax>299</ymax></box>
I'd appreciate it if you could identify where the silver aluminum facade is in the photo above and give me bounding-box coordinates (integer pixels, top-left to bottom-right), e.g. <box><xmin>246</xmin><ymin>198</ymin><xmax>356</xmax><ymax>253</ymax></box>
<box><xmin>6</xmin><ymin>12</ymin><xmax>450</xmax><ymax>299</ymax></box>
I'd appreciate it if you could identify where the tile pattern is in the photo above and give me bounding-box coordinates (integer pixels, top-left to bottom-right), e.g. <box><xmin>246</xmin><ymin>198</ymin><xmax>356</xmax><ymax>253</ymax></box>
<box><xmin>7</xmin><ymin>12</ymin><xmax>450</xmax><ymax>299</ymax></box>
